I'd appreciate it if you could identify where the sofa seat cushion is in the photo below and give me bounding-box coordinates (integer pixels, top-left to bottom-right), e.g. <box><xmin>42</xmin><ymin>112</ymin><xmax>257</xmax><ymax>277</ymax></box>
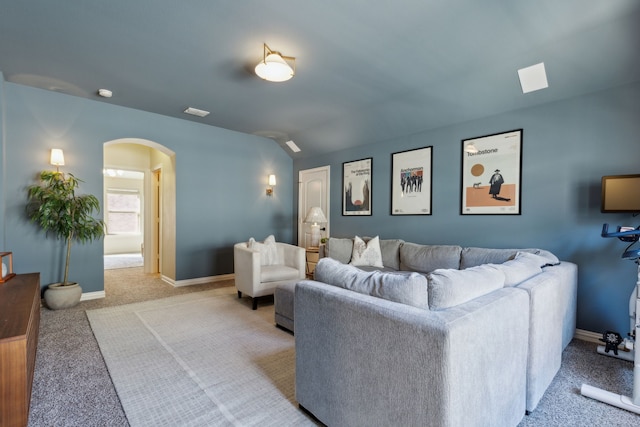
<box><xmin>427</xmin><ymin>264</ymin><xmax>505</xmax><ymax>310</ymax></box>
<box><xmin>399</xmin><ymin>242</ymin><xmax>462</xmax><ymax>273</ymax></box>
<box><xmin>460</xmin><ymin>247</ymin><xmax>560</xmax><ymax>269</ymax></box>
<box><xmin>493</xmin><ymin>252</ymin><xmax>544</xmax><ymax>287</ymax></box>
<box><xmin>260</xmin><ymin>265</ymin><xmax>302</xmax><ymax>283</ymax></box>
<box><xmin>314</xmin><ymin>257</ymin><xmax>429</xmax><ymax>309</ymax></box>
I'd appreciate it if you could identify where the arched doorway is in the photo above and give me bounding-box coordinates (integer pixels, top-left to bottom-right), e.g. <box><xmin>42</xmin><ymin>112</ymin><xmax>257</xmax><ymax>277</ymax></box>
<box><xmin>103</xmin><ymin>139</ymin><xmax>176</xmax><ymax>280</ymax></box>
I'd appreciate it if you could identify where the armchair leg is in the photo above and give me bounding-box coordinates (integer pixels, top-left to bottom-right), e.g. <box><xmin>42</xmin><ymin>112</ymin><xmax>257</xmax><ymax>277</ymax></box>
<box><xmin>237</xmin><ymin>291</ymin><xmax>242</xmax><ymax>298</ymax></box>
<box><xmin>252</xmin><ymin>298</ymin><xmax>258</xmax><ymax>310</ymax></box>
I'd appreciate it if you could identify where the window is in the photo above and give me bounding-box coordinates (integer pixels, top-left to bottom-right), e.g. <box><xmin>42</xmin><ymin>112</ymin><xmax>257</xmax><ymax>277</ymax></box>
<box><xmin>106</xmin><ymin>189</ymin><xmax>141</xmax><ymax>234</ymax></box>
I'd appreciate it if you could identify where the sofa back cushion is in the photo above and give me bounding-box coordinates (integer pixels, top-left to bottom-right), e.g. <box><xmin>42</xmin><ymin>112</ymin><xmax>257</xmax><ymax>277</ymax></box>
<box><xmin>427</xmin><ymin>264</ymin><xmax>505</xmax><ymax>310</ymax></box>
<box><xmin>400</xmin><ymin>242</ymin><xmax>462</xmax><ymax>273</ymax></box>
<box><xmin>460</xmin><ymin>247</ymin><xmax>560</xmax><ymax>269</ymax></box>
<box><xmin>492</xmin><ymin>251</ymin><xmax>544</xmax><ymax>287</ymax></box>
<box><xmin>324</xmin><ymin>238</ymin><xmax>354</xmax><ymax>264</ymax></box>
<box><xmin>314</xmin><ymin>257</ymin><xmax>429</xmax><ymax>309</ymax></box>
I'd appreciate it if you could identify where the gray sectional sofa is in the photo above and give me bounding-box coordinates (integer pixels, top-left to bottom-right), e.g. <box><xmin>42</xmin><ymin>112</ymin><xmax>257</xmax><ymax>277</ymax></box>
<box><xmin>289</xmin><ymin>237</ymin><xmax>577</xmax><ymax>427</ymax></box>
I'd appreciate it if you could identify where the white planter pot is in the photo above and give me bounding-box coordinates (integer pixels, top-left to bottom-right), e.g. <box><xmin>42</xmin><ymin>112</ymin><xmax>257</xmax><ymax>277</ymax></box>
<box><xmin>44</xmin><ymin>282</ymin><xmax>82</xmax><ymax>310</ymax></box>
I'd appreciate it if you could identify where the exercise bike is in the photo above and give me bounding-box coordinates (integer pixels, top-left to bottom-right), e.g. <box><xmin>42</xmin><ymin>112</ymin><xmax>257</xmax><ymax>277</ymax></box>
<box><xmin>581</xmin><ymin>224</ymin><xmax>640</xmax><ymax>414</ymax></box>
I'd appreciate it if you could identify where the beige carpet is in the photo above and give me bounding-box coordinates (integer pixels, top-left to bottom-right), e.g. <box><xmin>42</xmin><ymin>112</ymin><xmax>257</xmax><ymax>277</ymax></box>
<box><xmin>87</xmin><ymin>287</ymin><xmax>317</xmax><ymax>426</ymax></box>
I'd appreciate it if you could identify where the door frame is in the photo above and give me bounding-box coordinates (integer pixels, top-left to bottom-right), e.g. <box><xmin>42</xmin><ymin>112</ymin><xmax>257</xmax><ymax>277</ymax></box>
<box><xmin>298</xmin><ymin>165</ymin><xmax>330</xmax><ymax>247</ymax></box>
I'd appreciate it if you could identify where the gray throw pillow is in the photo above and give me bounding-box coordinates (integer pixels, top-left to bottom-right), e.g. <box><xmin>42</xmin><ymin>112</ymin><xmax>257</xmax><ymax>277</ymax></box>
<box><xmin>427</xmin><ymin>264</ymin><xmax>505</xmax><ymax>310</ymax></box>
<box><xmin>314</xmin><ymin>257</ymin><xmax>429</xmax><ymax>309</ymax></box>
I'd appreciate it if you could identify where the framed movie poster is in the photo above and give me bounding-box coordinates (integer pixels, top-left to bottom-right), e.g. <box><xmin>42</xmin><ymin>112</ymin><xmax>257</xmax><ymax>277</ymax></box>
<box><xmin>343</xmin><ymin>158</ymin><xmax>372</xmax><ymax>216</ymax></box>
<box><xmin>460</xmin><ymin>129</ymin><xmax>522</xmax><ymax>215</ymax></box>
<box><xmin>391</xmin><ymin>146</ymin><xmax>432</xmax><ymax>215</ymax></box>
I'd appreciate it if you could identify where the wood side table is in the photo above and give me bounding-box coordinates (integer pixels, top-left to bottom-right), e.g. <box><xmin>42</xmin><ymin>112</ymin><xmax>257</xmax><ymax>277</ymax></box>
<box><xmin>0</xmin><ymin>273</ymin><xmax>41</xmax><ymax>427</ymax></box>
<box><xmin>306</xmin><ymin>247</ymin><xmax>320</xmax><ymax>278</ymax></box>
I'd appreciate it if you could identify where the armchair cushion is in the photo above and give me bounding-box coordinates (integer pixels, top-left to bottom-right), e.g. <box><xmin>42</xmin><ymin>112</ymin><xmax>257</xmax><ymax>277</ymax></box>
<box><xmin>261</xmin><ymin>265</ymin><xmax>302</xmax><ymax>283</ymax></box>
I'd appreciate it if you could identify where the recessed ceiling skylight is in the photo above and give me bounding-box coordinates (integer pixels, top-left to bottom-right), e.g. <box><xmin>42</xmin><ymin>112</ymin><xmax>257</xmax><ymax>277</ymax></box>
<box><xmin>184</xmin><ymin>107</ymin><xmax>210</xmax><ymax>117</ymax></box>
<box><xmin>518</xmin><ymin>62</ymin><xmax>548</xmax><ymax>94</ymax></box>
<box><xmin>285</xmin><ymin>140</ymin><xmax>301</xmax><ymax>153</ymax></box>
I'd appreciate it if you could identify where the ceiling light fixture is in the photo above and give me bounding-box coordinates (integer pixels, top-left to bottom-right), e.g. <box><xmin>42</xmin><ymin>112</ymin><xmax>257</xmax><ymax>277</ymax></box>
<box><xmin>255</xmin><ymin>44</ymin><xmax>295</xmax><ymax>83</ymax></box>
<box><xmin>97</xmin><ymin>89</ymin><xmax>113</xmax><ymax>98</ymax></box>
<box><xmin>184</xmin><ymin>107</ymin><xmax>210</xmax><ymax>117</ymax></box>
<box><xmin>518</xmin><ymin>62</ymin><xmax>548</xmax><ymax>94</ymax></box>
<box><xmin>285</xmin><ymin>140</ymin><xmax>301</xmax><ymax>153</ymax></box>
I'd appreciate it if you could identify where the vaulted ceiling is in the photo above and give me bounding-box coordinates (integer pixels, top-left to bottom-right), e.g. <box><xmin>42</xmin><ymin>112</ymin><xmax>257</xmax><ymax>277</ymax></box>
<box><xmin>1</xmin><ymin>1</ymin><xmax>638</xmax><ymax>158</ymax></box>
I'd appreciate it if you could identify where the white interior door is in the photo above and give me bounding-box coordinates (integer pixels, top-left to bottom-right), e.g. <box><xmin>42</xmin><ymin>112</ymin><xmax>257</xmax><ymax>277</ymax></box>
<box><xmin>298</xmin><ymin>166</ymin><xmax>330</xmax><ymax>248</ymax></box>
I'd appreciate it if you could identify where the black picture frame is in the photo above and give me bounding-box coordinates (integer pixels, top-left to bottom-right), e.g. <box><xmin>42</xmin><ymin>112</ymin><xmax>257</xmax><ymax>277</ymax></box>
<box><xmin>391</xmin><ymin>146</ymin><xmax>433</xmax><ymax>215</ymax></box>
<box><xmin>342</xmin><ymin>158</ymin><xmax>372</xmax><ymax>216</ymax></box>
<box><xmin>460</xmin><ymin>129</ymin><xmax>523</xmax><ymax>215</ymax></box>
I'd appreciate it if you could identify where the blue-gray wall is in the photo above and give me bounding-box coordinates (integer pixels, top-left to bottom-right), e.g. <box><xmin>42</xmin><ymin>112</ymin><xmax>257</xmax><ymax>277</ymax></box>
<box><xmin>295</xmin><ymin>81</ymin><xmax>640</xmax><ymax>336</ymax></box>
<box><xmin>0</xmin><ymin>81</ymin><xmax>293</xmax><ymax>292</ymax></box>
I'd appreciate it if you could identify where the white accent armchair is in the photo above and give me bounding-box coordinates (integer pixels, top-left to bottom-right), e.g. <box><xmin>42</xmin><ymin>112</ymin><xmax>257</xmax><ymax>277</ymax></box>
<box><xmin>233</xmin><ymin>240</ymin><xmax>305</xmax><ymax>310</ymax></box>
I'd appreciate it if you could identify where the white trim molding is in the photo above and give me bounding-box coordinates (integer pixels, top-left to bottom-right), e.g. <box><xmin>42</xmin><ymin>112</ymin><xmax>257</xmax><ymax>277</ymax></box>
<box><xmin>163</xmin><ymin>273</ymin><xmax>235</xmax><ymax>288</ymax></box>
<box><xmin>81</xmin><ymin>290</ymin><xmax>106</xmax><ymax>301</ymax></box>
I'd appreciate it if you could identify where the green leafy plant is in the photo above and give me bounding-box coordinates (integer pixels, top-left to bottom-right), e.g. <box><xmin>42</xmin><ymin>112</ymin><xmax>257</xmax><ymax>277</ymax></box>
<box><xmin>27</xmin><ymin>171</ymin><xmax>105</xmax><ymax>286</ymax></box>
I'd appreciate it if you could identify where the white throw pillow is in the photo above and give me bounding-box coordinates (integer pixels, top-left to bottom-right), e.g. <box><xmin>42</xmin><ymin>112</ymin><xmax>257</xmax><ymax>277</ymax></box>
<box><xmin>247</xmin><ymin>235</ymin><xmax>279</xmax><ymax>266</ymax></box>
<box><xmin>349</xmin><ymin>235</ymin><xmax>384</xmax><ymax>268</ymax></box>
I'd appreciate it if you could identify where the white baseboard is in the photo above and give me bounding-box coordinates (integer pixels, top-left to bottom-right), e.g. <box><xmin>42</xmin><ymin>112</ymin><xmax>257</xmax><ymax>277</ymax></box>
<box><xmin>163</xmin><ymin>273</ymin><xmax>235</xmax><ymax>288</ymax></box>
<box><xmin>81</xmin><ymin>290</ymin><xmax>106</xmax><ymax>301</ymax></box>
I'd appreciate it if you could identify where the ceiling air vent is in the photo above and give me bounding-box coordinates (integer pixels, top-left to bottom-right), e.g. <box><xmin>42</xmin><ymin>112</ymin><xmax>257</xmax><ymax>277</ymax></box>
<box><xmin>183</xmin><ymin>107</ymin><xmax>210</xmax><ymax>117</ymax></box>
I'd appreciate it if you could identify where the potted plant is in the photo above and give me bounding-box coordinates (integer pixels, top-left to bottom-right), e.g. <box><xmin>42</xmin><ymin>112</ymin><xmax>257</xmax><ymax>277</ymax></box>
<box><xmin>27</xmin><ymin>170</ymin><xmax>105</xmax><ymax>309</ymax></box>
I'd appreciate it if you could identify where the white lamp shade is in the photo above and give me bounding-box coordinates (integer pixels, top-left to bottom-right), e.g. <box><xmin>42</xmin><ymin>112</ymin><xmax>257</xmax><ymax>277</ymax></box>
<box><xmin>268</xmin><ymin>174</ymin><xmax>277</xmax><ymax>186</ymax></box>
<box><xmin>255</xmin><ymin>53</ymin><xmax>294</xmax><ymax>82</ymax></box>
<box><xmin>304</xmin><ymin>207</ymin><xmax>327</xmax><ymax>224</ymax></box>
<box><xmin>50</xmin><ymin>148</ymin><xmax>65</xmax><ymax>166</ymax></box>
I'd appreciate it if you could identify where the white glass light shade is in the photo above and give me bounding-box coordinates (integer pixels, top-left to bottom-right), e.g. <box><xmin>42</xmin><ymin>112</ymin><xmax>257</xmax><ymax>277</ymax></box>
<box><xmin>304</xmin><ymin>207</ymin><xmax>327</xmax><ymax>225</ymax></box>
<box><xmin>50</xmin><ymin>148</ymin><xmax>65</xmax><ymax>166</ymax></box>
<box><xmin>464</xmin><ymin>143</ymin><xmax>478</xmax><ymax>153</ymax></box>
<box><xmin>268</xmin><ymin>174</ymin><xmax>277</xmax><ymax>186</ymax></box>
<box><xmin>255</xmin><ymin>53</ymin><xmax>294</xmax><ymax>82</ymax></box>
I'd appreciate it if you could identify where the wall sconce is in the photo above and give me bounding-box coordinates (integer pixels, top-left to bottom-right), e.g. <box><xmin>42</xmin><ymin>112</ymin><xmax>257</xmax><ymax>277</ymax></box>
<box><xmin>266</xmin><ymin>174</ymin><xmax>276</xmax><ymax>196</ymax></box>
<box><xmin>50</xmin><ymin>148</ymin><xmax>65</xmax><ymax>172</ymax></box>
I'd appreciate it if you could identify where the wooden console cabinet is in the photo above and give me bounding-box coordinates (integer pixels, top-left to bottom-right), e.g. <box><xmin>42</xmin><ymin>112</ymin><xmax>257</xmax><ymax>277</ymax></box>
<box><xmin>0</xmin><ymin>273</ymin><xmax>40</xmax><ymax>427</ymax></box>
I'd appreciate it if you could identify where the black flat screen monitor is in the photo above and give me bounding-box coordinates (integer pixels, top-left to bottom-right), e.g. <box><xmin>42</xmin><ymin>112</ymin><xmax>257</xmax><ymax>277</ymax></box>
<box><xmin>601</xmin><ymin>174</ymin><xmax>640</xmax><ymax>213</ymax></box>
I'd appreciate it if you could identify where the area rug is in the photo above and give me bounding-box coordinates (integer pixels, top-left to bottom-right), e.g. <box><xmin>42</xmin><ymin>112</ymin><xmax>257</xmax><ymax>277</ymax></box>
<box><xmin>87</xmin><ymin>288</ymin><xmax>316</xmax><ymax>426</ymax></box>
<box><xmin>104</xmin><ymin>253</ymin><xmax>144</xmax><ymax>270</ymax></box>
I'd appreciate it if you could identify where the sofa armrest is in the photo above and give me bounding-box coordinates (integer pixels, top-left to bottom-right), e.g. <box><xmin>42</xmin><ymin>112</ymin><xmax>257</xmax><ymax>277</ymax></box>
<box><xmin>233</xmin><ymin>243</ymin><xmax>261</xmax><ymax>296</ymax></box>
<box><xmin>295</xmin><ymin>280</ymin><xmax>528</xmax><ymax>427</ymax></box>
<box><xmin>515</xmin><ymin>261</ymin><xmax>578</xmax><ymax>412</ymax></box>
<box><xmin>277</xmin><ymin>243</ymin><xmax>305</xmax><ymax>278</ymax></box>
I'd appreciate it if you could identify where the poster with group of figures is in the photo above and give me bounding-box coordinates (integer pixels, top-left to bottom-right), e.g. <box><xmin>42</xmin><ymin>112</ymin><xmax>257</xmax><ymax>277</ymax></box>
<box><xmin>391</xmin><ymin>146</ymin><xmax>432</xmax><ymax>215</ymax></box>
<box><xmin>341</xmin><ymin>129</ymin><xmax>522</xmax><ymax>216</ymax></box>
